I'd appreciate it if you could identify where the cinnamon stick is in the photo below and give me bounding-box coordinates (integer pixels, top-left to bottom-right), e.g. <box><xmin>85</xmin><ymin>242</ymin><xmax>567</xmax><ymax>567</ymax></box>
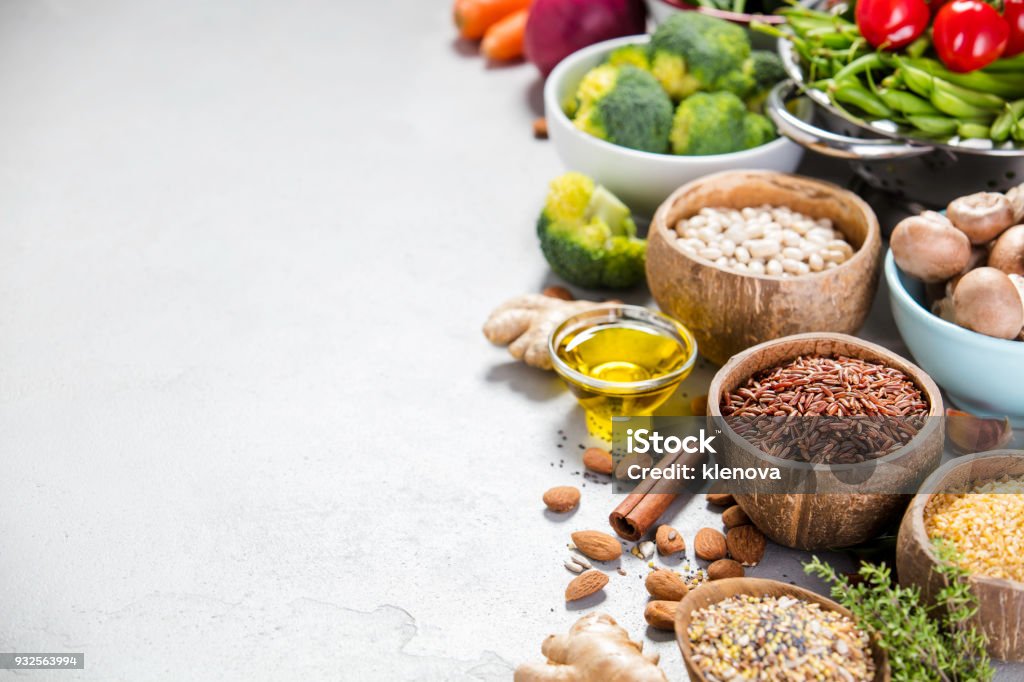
<box><xmin>608</xmin><ymin>449</ymin><xmax>705</xmax><ymax>541</ymax></box>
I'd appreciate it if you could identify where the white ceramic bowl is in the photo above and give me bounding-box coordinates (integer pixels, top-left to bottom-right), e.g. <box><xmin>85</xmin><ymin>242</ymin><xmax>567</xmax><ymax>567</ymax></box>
<box><xmin>885</xmin><ymin>249</ymin><xmax>1024</xmax><ymax>425</ymax></box>
<box><xmin>544</xmin><ymin>35</ymin><xmax>807</xmax><ymax>215</ymax></box>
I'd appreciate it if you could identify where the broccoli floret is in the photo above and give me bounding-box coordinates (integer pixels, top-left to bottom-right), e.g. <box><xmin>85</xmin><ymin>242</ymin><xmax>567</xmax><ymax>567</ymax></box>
<box><xmin>605</xmin><ymin>44</ymin><xmax>652</xmax><ymax>71</ymax></box>
<box><xmin>650</xmin><ymin>13</ymin><xmax>751</xmax><ymax>100</ymax></box>
<box><xmin>670</xmin><ymin>91</ymin><xmax>748</xmax><ymax>155</ymax></box>
<box><xmin>571</xmin><ymin>65</ymin><xmax>674</xmax><ymax>153</ymax></box>
<box><xmin>741</xmin><ymin>51</ymin><xmax>786</xmax><ymax>112</ymax></box>
<box><xmin>537</xmin><ymin>172</ymin><xmax>646</xmax><ymax>289</ymax></box>
<box><xmin>742</xmin><ymin>112</ymin><xmax>777</xmax><ymax>149</ymax></box>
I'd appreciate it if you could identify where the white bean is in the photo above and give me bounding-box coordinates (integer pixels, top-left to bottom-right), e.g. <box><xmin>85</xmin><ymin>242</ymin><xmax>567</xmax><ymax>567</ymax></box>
<box><xmin>700</xmin><ymin>247</ymin><xmax>723</xmax><ymax>261</ymax></box>
<box><xmin>719</xmin><ymin>239</ymin><xmax>736</xmax><ymax>257</ymax></box>
<box><xmin>808</xmin><ymin>253</ymin><xmax>825</xmax><ymax>271</ymax></box>
<box><xmin>735</xmin><ymin>246</ymin><xmax>751</xmax><ymax>264</ymax></box>
<box><xmin>766</xmin><ymin>259</ymin><xmax>784</xmax><ymax>276</ymax></box>
<box><xmin>822</xmin><ymin>248</ymin><xmax>846</xmax><ymax>263</ymax></box>
<box><xmin>714</xmin><ymin>256</ymin><xmax>729</xmax><ymax>267</ymax></box>
<box><xmin>748</xmin><ymin>260</ymin><xmax>766</xmax><ymax>275</ymax></box>
<box><xmin>747</xmin><ymin>239</ymin><xmax>780</xmax><ymax>259</ymax></box>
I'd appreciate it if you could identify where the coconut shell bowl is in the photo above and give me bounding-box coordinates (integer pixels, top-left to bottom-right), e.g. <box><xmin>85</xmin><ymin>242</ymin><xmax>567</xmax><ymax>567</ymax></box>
<box><xmin>897</xmin><ymin>450</ymin><xmax>1024</xmax><ymax>661</ymax></box>
<box><xmin>707</xmin><ymin>333</ymin><xmax>944</xmax><ymax>551</ymax></box>
<box><xmin>647</xmin><ymin>170</ymin><xmax>883</xmax><ymax>366</ymax></box>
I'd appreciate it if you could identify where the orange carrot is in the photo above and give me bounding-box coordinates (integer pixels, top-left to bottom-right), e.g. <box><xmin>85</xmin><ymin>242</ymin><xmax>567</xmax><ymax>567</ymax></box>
<box><xmin>481</xmin><ymin>8</ymin><xmax>528</xmax><ymax>60</ymax></box>
<box><xmin>453</xmin><ymin>0</ymin><xmax>531</xmax><ymax>41</ymax></box>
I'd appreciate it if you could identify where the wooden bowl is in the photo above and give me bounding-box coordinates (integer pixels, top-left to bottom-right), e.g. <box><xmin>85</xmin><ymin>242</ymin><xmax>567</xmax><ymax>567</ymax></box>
<box><xmin>707</xmin><ymin>332</ymin><xmax>944</xmax><ymax>550</ymax></box>
<box><xmin>647</xmin><ymin>170</ymin><xmax>882</xmax><ymax>365</ymax></box>
<box><xmin>896</xmin><ymin>450</ymin><xmax>1024</xmax><ymax>661</ymax></box>
<box><xmin>675</xmin><ymin>577</ymin><xmax>891</xmax><ymax>682</ymax></box>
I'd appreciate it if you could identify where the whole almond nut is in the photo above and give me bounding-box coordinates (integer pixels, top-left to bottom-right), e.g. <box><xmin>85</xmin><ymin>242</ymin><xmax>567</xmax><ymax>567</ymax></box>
<box><xmin>582</xmin><ymin>447</ymin><xmax>613</xmax><ymax>475</ymax></box>
<box><xmin>565</xmin><ymin>569</ymin><xmax>608</xmax><ymax>601</ymax></box>
<box><xmin>722</xmin><ymin>505</ymin><xmax>750</xmax><ymax>529</ymax></box>
<box><xmin>571</xmin><ymin>530</ymin><xmax>623</xmax><ymax>561</ymax></box>
<box><xmin>542</xmin><ymin>284</ymin><xmax>572</xmax><ymax>300</ymax></box>
<box><xmin>543</xmin><ymin>486</ymin><xmax>580</xmax><ymax>513</ymax></box>
<box><xmin>727</xmin><ymin>525</ymin><xmax>766</xmax><ymax>566</ymax></box>
<box><xmin>706</xmin><ymin>493</ymin><xmax>735</xmax><ymax>507</ymax></box>
<box><xmin>645</xmin><ymin>569</ymin><xmax>688</xmax><ymax>601</ymax></box>
<box><xmin>614</xmin><ymin>451</ymin><xmax>653</xmax><ymax>480</ymax></box>
<box><xmin>707</xmin><ymin>559</ymin><xmax>745</xmax><ymax>580</ymax></box>
<box><xmin>694</xmin><ymin>528</ymin><xmax>728</xmax><ymax>561</ymax></box>
<box><xmin>690</xmin><ymin>394</ymin><xmax>709</xmax><ymax>417</ymax></box>
<box><xmin>655</xmin><ymin>524</ymin><xmax>685</xmax><ymax>556</ymax></box>
<box><xmin>644</xmin><ymin>600</ymin><xmax>678</xmax><ymax>631</ymax></box>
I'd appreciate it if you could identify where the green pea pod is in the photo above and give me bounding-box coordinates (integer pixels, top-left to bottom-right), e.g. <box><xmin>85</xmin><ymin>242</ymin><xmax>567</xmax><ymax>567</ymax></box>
<box><xmin>957</xmin><ymin>122</ymin><xmax>991</xmax><ymax>139</ymax></box>
<box><xmin>878</xmin><ymin>89</ymin><xmax>940</xmax><ymax>116</ymax></box>
<box><xmin>833</xmin><ymin>54</ymin><xmax>884</xmax><ymax>83</ymax></box>
<box><xmin>932</xmin><ymin>78</ymin><xmax>1006</xmax><ymax>111</ymax></box>
<box><xmin>900</xmin><ymin>65</ymin><xmax>935</xmax><ymax>99</ymax></box>
<box><xmin>907</xmin><ymin>115</ymin><xmax>959</xmax><ymax>136</ymax></box>
<box><xmin>930</xmin><ymin>87</ymin><xmax>999</xmax><ymax>120</ymax></box>
<box><xmin>833</xmin><ymin>82</ymin><xmax>895</xmax><ymax>119</ymax></box>
<box><xmin>903</xmin><ymin>57</ymin><xmax>1024</xmax><ymax>99</ymax></box>
<box><xmin>985</xmin><ymin>54</ymin><xmax>1024</xmax><ymax>73</ymax></box>
<box><xmin>991</xmin><ymin>100</ymin><xmax>1024</xmax><ymax>143</ymax></box>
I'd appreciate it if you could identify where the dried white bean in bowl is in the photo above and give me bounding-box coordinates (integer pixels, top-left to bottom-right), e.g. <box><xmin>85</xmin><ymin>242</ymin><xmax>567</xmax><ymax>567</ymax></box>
<box><xmin>674</xmin><ymin>205</ymin><xmax>856</xmax><ymax>277</ymax></box>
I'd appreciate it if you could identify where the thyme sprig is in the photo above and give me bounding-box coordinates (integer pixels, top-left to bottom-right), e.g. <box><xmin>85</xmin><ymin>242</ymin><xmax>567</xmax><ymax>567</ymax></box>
<box><xmin>804</xmin><ymin>540</ymin><xmax>992</xmax><ymax>682</ymax></box>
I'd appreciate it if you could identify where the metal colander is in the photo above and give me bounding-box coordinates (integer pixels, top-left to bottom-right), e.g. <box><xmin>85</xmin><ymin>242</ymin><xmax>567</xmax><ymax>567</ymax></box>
<box><xmin>766</xmin><ymin>41</ymin><xmax>1024</xmax><ymax>208</ymax></box>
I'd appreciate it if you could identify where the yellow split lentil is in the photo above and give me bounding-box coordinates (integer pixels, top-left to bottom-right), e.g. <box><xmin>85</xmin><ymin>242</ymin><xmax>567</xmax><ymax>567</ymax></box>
<box><xmin>924</xmin><ymin>476</ymin><xmax>1024</xmax><ymax>583</ymax></box>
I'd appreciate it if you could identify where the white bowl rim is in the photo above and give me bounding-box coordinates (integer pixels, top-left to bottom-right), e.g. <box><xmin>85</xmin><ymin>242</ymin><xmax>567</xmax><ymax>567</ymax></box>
<box><xmin>884</xmin><ymin>248</ymin><xmax>1024</xmax><ymax>353</ymax></box>
<box><xmin>543</xmin><ymin>35</ymin><xmax>797</xmax><ymax>164</ymax></box>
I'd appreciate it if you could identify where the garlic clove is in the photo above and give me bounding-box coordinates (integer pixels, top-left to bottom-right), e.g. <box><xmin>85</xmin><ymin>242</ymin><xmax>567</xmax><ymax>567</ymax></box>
<box><xmin>946</xmin><ymin>408</ymin><xmax>1013</xmax><ymax>455</ymax></box>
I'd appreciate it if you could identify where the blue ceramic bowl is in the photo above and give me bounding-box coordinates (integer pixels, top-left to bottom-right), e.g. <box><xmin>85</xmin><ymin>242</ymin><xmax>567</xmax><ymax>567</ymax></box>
<box><xmin>885</xmin><ymin>249</ymin><xmax>1024</xmax><ymax>426</ymax></box>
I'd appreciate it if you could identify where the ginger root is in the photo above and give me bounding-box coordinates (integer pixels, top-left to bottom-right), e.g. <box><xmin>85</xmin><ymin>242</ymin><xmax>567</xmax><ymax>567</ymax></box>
<box><xmin>514</xmin><ymin>612</ymin><xmax>667</xmax><ymax>682</ymax></box>
<box><xmin>483</xmin><ymin>293</ymin><xmax>609</xmax><ymax>370</ymax></box>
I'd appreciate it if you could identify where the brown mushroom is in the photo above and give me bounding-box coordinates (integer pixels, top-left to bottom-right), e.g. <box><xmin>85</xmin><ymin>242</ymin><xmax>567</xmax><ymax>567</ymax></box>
<box><xmin>1007</xmin><ymin>184</ymin><xmax>1024</xmax><ymax>223</ymax></box>
<box><xmin>947</xmin><ymin>192</ymin><xmax>1016</xmax><ymax>244</ymax></box>
<box><xmin>952</xmin><ymin>267</ymin><xmax>1024</xmax><ymax>339</ymax></box>
<box><xmin>890</xmin><ymin>212</ymin><xmax>972</xmax><ymax>282</ymax></box>
<box><xmin>989</xmin><ymin>224</ymin><xmax>1024</xmax><ymax>276</ymax></box>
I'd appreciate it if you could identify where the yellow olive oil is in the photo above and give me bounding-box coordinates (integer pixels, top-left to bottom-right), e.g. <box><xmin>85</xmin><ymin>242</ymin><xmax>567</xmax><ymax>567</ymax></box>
<box><xmin>554</xmin><ymin>321</ymin><xmax>693</xmax><ymax>439</ymax></box>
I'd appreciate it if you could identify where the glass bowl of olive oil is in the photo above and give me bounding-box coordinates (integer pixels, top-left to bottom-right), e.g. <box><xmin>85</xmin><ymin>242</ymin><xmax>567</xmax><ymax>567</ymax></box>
<box><xmin>549</xmin><ymin>304</ymin><xmax>698</xmax><ymax>439</ymax></box>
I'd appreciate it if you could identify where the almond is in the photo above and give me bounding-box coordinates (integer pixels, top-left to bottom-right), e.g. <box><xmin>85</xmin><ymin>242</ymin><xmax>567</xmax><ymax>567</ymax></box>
<box><xmin>706</xmin><ymin>493</ymin><xmax>735</xmax><ymax>507</ymax></box>
<box><xmin>565</xmin><ymin>570</ymin><xmax>608</xmax><ymax>601</ymax></box>
<box><xmin>582</xmin><ymin>447</ymin><xmax>613</xmax><ymax>475</ymax></box>
<box><xmin>645</xmin><ymin>569</ymin><xmax>688</xmax><ymax>601</ymax></box>
<box><xmin>571</xmin><ymin>530</ymin><xmax>623</xmax><ymax>561</ymax></box>
<box><xmin>722</xmin><ymin>505</ymin><xmax>750</xmax><ymax>529</ymax></box>
<box><xmin>644</xmin><ymin>600</ymin><xmax>678</xmax><ymax>631</ymax></box>
<box><xmin>614</xmin><ymin>451</ymin><xmax>653</xmax><ymax>480</ymax></box>
<box><xmin>543</xmin><ymin>486</ymin><xmax>580</xmax><ymax>513</ymax></box>
<box><xmin>542</xmin><ymin>284</ymin><xmax>571</xmax><ymax>300</ymax></box>
<box><xmin>690</xmin><ymin>394</ymin><xmax>709</xmax><ymax>417</ymax></box>
<box><xmin>707</xmin><ymin>559</ymin><xmax>745</xmax><ymax>580</ymax></box>
<box><xmin>655</xmin><ymin>524</ymin><xmax>685</xmax><ymax>556</ymax></box>
<box><xmin>694</xmin><ymin>528</ymin><xmax>728</xmax><ymax>561</ymax></box>
<box><xmin>727</xmin><ymin>525</ymin><xmax>766</xmax><ymax>566</ymax></box>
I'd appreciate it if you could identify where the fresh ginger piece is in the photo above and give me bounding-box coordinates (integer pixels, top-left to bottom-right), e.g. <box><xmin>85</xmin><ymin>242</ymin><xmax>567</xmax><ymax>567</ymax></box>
<box><xmin>514</xmin><ymin>612</ymin><xmax>667</xmax><ymax>682</ymax></box>
<box><xmin>482</xmin><ymin>294</ymin><xmax>607</xmax><ymax>370</ymax></box>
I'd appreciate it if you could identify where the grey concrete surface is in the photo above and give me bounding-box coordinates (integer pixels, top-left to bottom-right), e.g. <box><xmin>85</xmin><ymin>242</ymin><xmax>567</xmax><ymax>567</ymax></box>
<box><xmin>0</xmin><ymin>1</ymin><xmax>1021</xmax><ymax>680</ymax></box>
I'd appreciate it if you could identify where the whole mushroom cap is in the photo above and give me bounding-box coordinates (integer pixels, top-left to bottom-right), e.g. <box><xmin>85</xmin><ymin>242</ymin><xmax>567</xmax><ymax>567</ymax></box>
<box><xmin>952</xmin><ymin>266</ymin><xmax>1024</xmax><ymax>340</ymax></box>
<box><xmin>890</xmin><ymin>213</ymin><xmax>972</xmax><ymax>283</ymax></box>
<box><xmin>989</xmin><ymin>224</ymin><xmax>1024</xmax><ymax>277</ymax></box>
<box><xmin>947</xmin><ymin>192</ymin><xmax>1016</xmax><ymax>245</ymax></box>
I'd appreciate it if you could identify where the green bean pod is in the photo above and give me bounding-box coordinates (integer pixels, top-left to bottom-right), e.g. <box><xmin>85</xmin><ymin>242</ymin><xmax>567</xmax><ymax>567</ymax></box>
<box><xmin>833</xmin><ymin>53</ymin><xmax>885</xmax><ymax>82</ymax></box>
<box><xmin>930</xmin><ymin>87</ymin><xmax>999</xmax><ymax>120</ymax></box>
<box><xmin>991</xmin><ymin>100</ymin><xmax>1024</xmax><ymax>143</ymax></box>
<box><xmin>906</xmin><ymin>115</ymin><xmax>959</xmax><ymax>136</ymax></box>
<box><xmin>833</xmin><ymin>81</ymin><xmax>896</xmax><ymax>119</ymax></box>
<box><xmin>957</xmin><ymin>122</ymin><xmax>991</xmax><ymax>139</ymax></box>
<box><xmin>902</xmin><ymin>57</ymin><xmax>1024</xmax><ymax>99</ymax></box>
<box><xmin>878</xmin><ymin>89</ymin><xmax>940</xmax><ymax>116</ymax></box>
<box><xmin>1015</xmin><ymin>120</ymin><xmax>1024</xmax><ymax>143</ymax></box>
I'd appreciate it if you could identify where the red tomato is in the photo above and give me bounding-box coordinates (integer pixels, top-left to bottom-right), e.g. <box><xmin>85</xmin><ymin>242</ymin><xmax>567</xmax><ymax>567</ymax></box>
<box><xmin>1005</xmin><ymin>0</ymin><xmax>1024</xmax><ymax>57</ymax></box>
<box><xmin>933</xmin><ymin>0</ymin><xmax>1010</xmax><ymax>72</ymax></box>
<box><xmin>855</xmin><ymin>0</ymin><xmax>931</xmax><ymax>50</ymax></box>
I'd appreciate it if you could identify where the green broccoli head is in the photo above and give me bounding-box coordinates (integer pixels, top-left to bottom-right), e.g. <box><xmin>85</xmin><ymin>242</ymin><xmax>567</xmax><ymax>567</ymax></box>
<box><xmin>650</xmin><ymin>13</ymin><xmax>751</xmax><ymax>100</ymax></box>
<box><xmin>572</xmin><ymin>65</ymin><xmax>674</xmax><ymax>154</ymax></box>
<box><xmin>742</xmin><ymin>112</ymin><xmax>777</xmax><ymax>149</ymax></box>
<box><xmin>537</xmin><ymin>173</ymin><xmax>646</xmax><ymax>289</ymax></box>
<box><xmin>604</xmin><ymin>44</ymin><xmax>652</xmax><ymax>71</ymax></box>
<box><xmin>670</xmin><ymin>91</ymin><xmax>749</xmax><ymax>155</ymax></box>
<box><xmin>740</xmin><ymin>51</ymin><xmax>786</xmax><ymax>112</ymax></box>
